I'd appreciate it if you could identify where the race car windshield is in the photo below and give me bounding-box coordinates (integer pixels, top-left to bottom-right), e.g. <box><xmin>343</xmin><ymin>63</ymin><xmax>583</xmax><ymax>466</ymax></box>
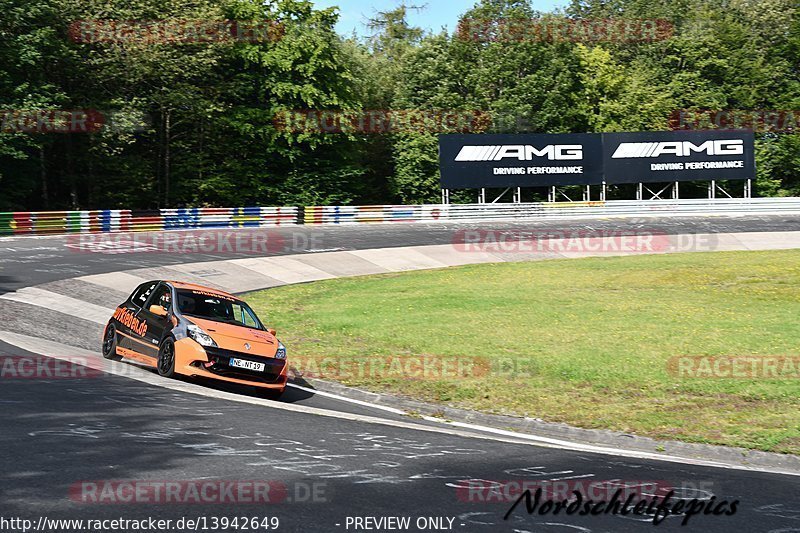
<box><xmin>176</xmin><ymin>290</ymin><xmax>264</xmax><ymax>330</ymax></box>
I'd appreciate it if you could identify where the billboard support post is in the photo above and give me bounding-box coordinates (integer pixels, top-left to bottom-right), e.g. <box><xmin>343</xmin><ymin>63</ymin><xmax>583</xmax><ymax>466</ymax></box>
<box><xmin>642</xmin><ymin>183</ymin><xmax>672</xmax><ymax>200</ymax></box>
<box><xmin>513</xmin><ymin>187</ymin><xmax>521</xmax><ymax>204</ymax></box>
<box><xmin>712</xmin><ymin>181</ymin><xmax>751</xmax><ymax>199</ymax></box>
<box><xmin>583</xmin><ymin>185</ymin><xmax>591</xmax><ymax>201</ymax></box>
<box><xmin>601</xmin><ymin>181</ymin><xmax>607</xmax><ymax>201</ymax></box>
<box><xmin>490</xmin><ymin>187</ymin><xmax>512</xmax><ymax>204</ymax></box>
<box><xmin>478</xmin><ymin>188</ymin><xmax>486</xmax><ymax>204</ymax></box>
<box><xmin>550</xmin><ymin>187</ymin><xmax>576</xmax><ymax>202</ymax></box>
<box><xmin>441</xmin><ymin>188</ymin><xmax>450</xmax><ymax>205</ymax></box>
<box><xmin>709</xmin><ymin>179</ymin><xmax>751</xmax><ymax>199</ymax></box>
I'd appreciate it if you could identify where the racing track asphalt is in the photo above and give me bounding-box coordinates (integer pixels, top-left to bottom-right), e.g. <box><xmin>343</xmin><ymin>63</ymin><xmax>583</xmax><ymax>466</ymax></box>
<box><xmin>2</xmin><ymin>216</ymin><xmax>800</xmax><ymax>532</ymax></box>
<box><xmin>4</xmin><ymin>214</ymin><xmax>800</xmax><ymax>292</ymax></box>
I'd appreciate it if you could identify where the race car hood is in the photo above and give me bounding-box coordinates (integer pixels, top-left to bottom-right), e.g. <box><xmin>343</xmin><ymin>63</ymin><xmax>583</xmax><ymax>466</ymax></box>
<box><xmin>186</xmin><ymin>316</ymin><xmax>279</xmax><ymax>358</ymax></box>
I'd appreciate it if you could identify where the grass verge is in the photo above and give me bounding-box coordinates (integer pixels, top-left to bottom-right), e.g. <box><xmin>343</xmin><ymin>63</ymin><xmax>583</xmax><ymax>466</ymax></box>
<box><xmin>246</xmin><ymin>250</ymin><xmax>800</xmax><ymax>454</ymax></box>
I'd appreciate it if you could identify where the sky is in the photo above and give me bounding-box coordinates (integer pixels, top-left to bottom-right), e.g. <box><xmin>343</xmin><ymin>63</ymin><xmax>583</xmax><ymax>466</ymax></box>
<box><xmin>311</xmin><ymin>0</ymin><xmax>569</xmax><ymax>37</ymax></box>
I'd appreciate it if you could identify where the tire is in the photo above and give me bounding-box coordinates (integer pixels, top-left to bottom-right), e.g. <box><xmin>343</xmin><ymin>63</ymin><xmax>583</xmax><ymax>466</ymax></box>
<box><xmin>157</xmin><ymin>338</ymin><xmax>177</xmax><ymax>378</ymax></box>
<box><xmin>102</xmin><ymin>324</ymin><xmax>121</xmax><ymax>360</ymax></box>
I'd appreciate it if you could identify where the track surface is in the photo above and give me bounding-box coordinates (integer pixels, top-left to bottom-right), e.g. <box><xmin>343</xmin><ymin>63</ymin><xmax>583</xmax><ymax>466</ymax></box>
<box><xmin>3</xmin><ymin>215</ymin><xmax>800</xmax><ymax>292</ymax></box>
<box><xmin>2</xmin><ymin>217</ymin><xmax>800</xmax><ymax>532</ymax></box>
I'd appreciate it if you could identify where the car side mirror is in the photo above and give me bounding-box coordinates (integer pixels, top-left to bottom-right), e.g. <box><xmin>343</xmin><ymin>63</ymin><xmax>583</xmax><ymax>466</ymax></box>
<box><xmin>149</xmin><ymin>305</ymin><xmax>168</xmax><ymax>317</ymax></box>
<box><xmin>268</xmin><ymin>328</ymin><xmax>277</xmax><ymax>337</ymax></box>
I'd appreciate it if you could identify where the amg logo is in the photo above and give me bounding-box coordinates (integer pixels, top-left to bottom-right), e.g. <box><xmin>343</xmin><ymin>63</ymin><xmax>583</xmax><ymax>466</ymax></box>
<box><xmin>455</xmin><ymin>145</ymin><xmax>583</xmax><ymax>162</ymax></box>
<box><xmin>612</xmin><ymin>140</ymin><xmax>744</xmax><ymax>158</ymax></box>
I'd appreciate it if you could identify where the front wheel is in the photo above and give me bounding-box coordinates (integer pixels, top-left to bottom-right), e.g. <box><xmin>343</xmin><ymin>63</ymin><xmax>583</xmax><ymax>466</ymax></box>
<box><xmin>102</xmin><ymin>324</ymin><xmax>121</xmax><ymax>360</ymax></box>
<box><xmin>157</xmin><ymin>338</ymin><xmax>176</xmax><ymax>378</ymax></box>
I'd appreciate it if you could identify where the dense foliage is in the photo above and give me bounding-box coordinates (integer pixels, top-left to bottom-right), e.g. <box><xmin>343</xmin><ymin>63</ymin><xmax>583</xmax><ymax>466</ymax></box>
<box><xmin>0</xmin><ymin>0</ymin><xmax>797</xmax><ymax>209</ymax></box>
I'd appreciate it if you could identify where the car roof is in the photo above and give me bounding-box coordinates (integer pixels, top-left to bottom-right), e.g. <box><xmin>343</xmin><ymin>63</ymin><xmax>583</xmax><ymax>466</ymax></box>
<box><xmin>164</xmin><ymin>281</ymin><xmax>240</xmax><ymax>300</ymax></box>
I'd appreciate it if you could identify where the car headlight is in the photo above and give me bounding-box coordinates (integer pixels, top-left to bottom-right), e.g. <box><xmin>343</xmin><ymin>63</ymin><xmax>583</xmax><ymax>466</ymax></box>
<box><xmin>187</xmin><ymin>324</ymin><xmax>217</xmax><ymax>348</ymax></box>
<box><xmin>276</xmin><ymin>341</ymin><xmax>287</xmax><ymax>360</ymax></box>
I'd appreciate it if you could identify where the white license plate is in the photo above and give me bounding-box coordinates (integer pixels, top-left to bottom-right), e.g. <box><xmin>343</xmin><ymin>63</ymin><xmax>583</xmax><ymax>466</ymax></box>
<box><xmin>229</xmin><ymin>358</ymin><xmax>265</xmax><ymax>372</ymax></box>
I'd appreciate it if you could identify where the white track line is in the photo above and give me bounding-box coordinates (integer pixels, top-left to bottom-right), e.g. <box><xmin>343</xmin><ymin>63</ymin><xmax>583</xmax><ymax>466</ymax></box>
<box><xmin>2</xmin><ymin>330</ymin><xmax>798</xmax><ymax>478</ymax></box>
<box><xmin>287</xmin><ymin>382</ymin><xmax>407</xmax><ymax>416</ymax></box>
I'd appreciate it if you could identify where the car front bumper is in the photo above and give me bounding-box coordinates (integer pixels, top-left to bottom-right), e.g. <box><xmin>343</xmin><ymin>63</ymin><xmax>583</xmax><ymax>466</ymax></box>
<box><xmin>174</xmin><ymin>338</ymin><xmax>288</xmax><ymax>390</ymax></box>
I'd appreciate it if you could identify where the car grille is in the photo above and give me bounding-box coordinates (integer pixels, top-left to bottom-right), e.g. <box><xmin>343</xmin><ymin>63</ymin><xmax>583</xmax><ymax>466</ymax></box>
<box><xmin>202</xmin><ymin>346</ymin><xmax>286</xmax><ymax>383</ymax></box>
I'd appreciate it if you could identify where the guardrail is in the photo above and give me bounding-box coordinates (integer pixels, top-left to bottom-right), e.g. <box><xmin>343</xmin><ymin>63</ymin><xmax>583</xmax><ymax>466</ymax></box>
<box><xmin>3</xmin><ymin>198</ymin><xmax>800</xmax><ymax>235</ymax></box>
<box><xmin>303</xmin><ymin>198</ymin><xmax>800</xmax><ymax>225</ymax></box>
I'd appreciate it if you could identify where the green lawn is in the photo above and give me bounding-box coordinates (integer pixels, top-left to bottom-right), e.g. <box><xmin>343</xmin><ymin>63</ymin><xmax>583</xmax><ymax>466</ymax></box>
<box><xmin>246</xmin><ymin>250</ymin><xmax>800</xmax><ymax>455</ymax></box>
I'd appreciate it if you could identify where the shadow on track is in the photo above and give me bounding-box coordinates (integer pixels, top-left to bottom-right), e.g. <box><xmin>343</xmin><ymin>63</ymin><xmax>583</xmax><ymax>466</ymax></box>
<box><xmin>0</xmin><ymin>275</ymin><xmax>19</xmax><ymax>295</ymax></box>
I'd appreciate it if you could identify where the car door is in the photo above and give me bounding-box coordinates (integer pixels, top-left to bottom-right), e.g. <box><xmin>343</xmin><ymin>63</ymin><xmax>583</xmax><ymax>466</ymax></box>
<box><xmin>137</xmin><ymin>282</ymin><xmax>174</xmax><ymax>360</ymax></box>
<box><xmin>114</xmin><ymin>281</ymin><xmax>158</xmax><ymax>354</ymax></box>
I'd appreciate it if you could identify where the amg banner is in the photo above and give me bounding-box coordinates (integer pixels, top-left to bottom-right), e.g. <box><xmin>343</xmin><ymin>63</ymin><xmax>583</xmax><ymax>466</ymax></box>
<box><xmin>602</xmin><ymin>130</ymin><xmax>755</xmax><ymax>184</ymax></box>
<box><xmin>439</xmin><ymin>131</ymin><xmax>755</xmax><ymax>188</ymax></box>
<box><xmin>438</xmin><ymin>133</ymin><xmax>604</xmax><ymax>188</ymax></box>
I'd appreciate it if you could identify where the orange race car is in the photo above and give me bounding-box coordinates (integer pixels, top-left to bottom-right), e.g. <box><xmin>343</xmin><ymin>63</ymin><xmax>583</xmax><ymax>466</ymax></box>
<box><xmin>101</xmin><ymin>280</ymin><xmax>288</xmax><ymax>398</ymax></box>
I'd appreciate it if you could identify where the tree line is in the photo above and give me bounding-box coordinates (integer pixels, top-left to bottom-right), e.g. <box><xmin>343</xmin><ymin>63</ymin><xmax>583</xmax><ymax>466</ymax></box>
<box><xmin>0</xmin><ymin>0</ymin><xmax>798</xmax><ymax>210</ymax></box>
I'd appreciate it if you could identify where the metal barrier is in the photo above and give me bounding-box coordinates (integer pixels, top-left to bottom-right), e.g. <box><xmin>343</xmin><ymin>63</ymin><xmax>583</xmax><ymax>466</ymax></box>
<box><xmin>4</xmin><ymin>198</ymin><xmax>800</xmax><ymax>235</ymax></box>
<box><xmin>303</xmin><ymin>198</ymin><xmax>800</xmax><ymax>225</ymax></box>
